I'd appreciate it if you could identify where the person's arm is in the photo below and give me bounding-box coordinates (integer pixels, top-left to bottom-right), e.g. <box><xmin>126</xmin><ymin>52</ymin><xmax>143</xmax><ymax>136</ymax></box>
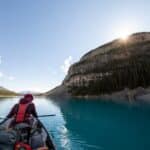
<box><xmin>6</xmin><ymin>104</ymin><xmax>18</xmax><ymax>118</ymax></box>
<box><xmin>31</xmin><ymin>103</ymin><xmax>38</xmax><ymax>118</ymax></box>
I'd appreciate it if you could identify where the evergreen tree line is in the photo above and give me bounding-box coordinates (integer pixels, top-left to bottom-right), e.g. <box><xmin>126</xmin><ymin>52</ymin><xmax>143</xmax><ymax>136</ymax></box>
<box><xmin>67</xmin><ymin>54</ymin><xmax>150</xmax><ymax>96</ymax></box>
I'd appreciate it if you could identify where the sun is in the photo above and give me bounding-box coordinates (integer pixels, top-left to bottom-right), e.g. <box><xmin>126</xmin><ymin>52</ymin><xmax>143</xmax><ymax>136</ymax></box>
<box><xmin>117</xmin><ymin>25</ymin><xmax>136</xmax><ymax>42</ymax></box>
<box><xmin>120</xmin><ymin>32</ymin><xmax>130</xmax><ymax>40</ymax></box>
<box><xmin>117</xmin><ymin>27</ymin><xmax>134</xmax><ymax>41</ymax></box>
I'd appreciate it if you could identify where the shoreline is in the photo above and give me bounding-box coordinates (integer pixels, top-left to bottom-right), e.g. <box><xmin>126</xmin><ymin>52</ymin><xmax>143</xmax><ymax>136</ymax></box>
<box><xmin>0</xmin><ymin>95</ymin><xmax>19</xmax><ymax>98</ymax></box>
<box><xmin>72</xmin><ymin>87</ymin><xmax>150</xmax><ymax>102</ymax></box>
<box><xmin>47</xmin><ymin>86</ymin><xmax>150</xmax><ymax>103</ymax></box>
<box><xmin>0</xmin><ymin>95</ymin><xmax>46</xmax><ymax>98</ymax></box>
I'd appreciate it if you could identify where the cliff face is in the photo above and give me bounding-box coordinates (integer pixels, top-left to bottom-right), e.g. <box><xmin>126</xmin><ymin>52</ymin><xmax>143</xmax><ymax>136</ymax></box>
<box><xmin>62</xmin><ymin>32</ymin><xmax>150</xmax><ymax>97</ymax></box>
<box><xmin>45</xmin><ymin>32</ymin><xmax>150</xmax><ymax>99</ymax></box>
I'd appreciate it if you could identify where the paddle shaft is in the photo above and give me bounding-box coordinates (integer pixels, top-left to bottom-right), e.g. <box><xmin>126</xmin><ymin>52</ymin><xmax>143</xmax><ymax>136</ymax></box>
<box><xmin>38</xmin><ymin>114</ymin><xmax>56</xmax><ymax>117</ymax></box>
<box><xmin>0</xmin><ymin>114</ymin><xmax>56</xmax><ymax>120</ymax></box>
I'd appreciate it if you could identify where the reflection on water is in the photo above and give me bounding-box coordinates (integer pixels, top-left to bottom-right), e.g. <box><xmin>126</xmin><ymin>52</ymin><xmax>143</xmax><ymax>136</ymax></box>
<box><xmin>53</xmin><ymin>98</ymin><xmax>150</xmax><ymax>150</ymax></box>
<box><xmin>35</xmin><ymin>98</ymin><xmax>72</xmax><ymax>150</ymax></box>
<box><xmin>1</xmin><ymin>97</ymin><xmax>150</xmax><ymax>150</ymax></box>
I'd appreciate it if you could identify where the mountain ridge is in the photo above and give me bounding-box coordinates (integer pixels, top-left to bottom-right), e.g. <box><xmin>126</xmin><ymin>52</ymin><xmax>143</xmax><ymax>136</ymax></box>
<box><xmin>46</xmin><ymin>32</ymin><xmax>150</xmax><ymax>101</ymax></box>
<box><xmin>0</xmin><ymin>86</ymin><xmax>18</xmax><ymax>97</ymax></box>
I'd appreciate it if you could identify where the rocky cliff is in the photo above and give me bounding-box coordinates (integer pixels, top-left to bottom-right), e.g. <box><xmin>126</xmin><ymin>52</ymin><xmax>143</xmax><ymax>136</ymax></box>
<box><xmin>48</xmin><ymin>32</ymin><xmax>150</xmax><ymax>100</ymax></box>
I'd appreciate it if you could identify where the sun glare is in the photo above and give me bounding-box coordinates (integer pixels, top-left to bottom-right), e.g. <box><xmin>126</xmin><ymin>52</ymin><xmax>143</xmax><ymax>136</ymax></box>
<box><xmin>117</xmin><ymin>26</ymin><xmax>135</xmax><ymax>41</ymax></box>
<box><xmin>119</xmin><ymin>29</ymin><xmax>132</xmax><ymax>41</ymax></box>
<box><xmin>120</xmin><ymin>32</ymin><xmax>130</xmax><ymax>40</ymax></box>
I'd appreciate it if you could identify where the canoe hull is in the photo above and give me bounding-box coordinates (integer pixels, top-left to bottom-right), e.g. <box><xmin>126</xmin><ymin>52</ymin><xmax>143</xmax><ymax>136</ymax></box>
<box><xmin>0</xmin><ymin>117</ymin><xmax>56</xmax><ymax>150</ymax></box>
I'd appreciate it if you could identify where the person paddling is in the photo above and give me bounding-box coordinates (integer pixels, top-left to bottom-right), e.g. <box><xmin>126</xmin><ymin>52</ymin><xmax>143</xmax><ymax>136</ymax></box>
<box><xmin>7</xmin><ymin>94</ymin><xmax>38</xmax><ymax>126</ymax></box>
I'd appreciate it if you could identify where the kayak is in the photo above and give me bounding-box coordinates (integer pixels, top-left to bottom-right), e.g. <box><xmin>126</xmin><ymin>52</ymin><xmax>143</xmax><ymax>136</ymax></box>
<box><xmin>0</xmin><ymin>117</ymin><xmax>56</xmax><ymax>150</ymax></box>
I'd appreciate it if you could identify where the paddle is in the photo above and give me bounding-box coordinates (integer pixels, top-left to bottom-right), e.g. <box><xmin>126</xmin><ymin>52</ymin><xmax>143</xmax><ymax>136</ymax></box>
<box><xmin>38</xmin><ymin>114</ymin><xmax>56</xmax><ymax>118</ymax></box>
<box><xmin>0</xmin><ymin>114</ymin><xmax>56</xmax><ymax>120</ymax></box>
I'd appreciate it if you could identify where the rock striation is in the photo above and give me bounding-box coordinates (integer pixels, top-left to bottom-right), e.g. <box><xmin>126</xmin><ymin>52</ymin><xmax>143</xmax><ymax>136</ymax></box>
<box><xmin>47</xmin><ymin>32</ymin><xmax>150</xmax><ymax>100</ymax></box>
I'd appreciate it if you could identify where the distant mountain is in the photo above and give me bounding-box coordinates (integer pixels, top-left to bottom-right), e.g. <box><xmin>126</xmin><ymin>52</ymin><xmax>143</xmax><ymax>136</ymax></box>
<box><xmin>45</xmin><ymin>85</ymin><xmax>70</xmax><ymax>98</ymax></box>
<box><xmin>0</xmin><ymin>86</ymin><xmax>18</xmax><ymax>97</ymax></box>
<box><xmin>46</xmin><ymin>32</ymin><xmax>150</xmax><ymax>101</ymax></box>
<box><xmin>19</xmin><ymin>91</ymin><xmax>42</xmax><ymax>96</ymax></box>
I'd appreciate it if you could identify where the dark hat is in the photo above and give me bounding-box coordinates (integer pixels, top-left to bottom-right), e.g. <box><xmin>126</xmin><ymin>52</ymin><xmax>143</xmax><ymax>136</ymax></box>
<box><xmin>24</xmin><ymin>94</ymin><xmax>34</xmax><ymax>102</ymax></box>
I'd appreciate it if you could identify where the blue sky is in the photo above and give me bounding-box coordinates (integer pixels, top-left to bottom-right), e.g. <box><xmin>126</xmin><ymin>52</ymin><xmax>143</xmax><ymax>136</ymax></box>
<box><xmin>0</xmin><ymin>0</ymin><xmax>150</xmax><ymax>92</ymax></box>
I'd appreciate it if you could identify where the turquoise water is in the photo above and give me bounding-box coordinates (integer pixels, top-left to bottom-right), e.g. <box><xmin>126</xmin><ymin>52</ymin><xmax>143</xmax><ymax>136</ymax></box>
<box><xmin>0</xmin><ymin>97</ymin><xmax>150</xmax><ymax>150</ymax></box>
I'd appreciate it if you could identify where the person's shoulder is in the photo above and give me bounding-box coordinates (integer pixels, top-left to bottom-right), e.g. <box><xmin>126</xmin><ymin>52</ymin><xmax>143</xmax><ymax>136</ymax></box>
<box><xmin>29</xmin><ymin>102</ymin><xmax>35</xmax><ymax>106</ymax></box>
<box><xmin>12</xmin><ymin>103</ymin><xmax>19</xmax><ymax>109</ymax></box>
<box><xmin>14</xmin><ymin>103</ymin><xmax>19</xmax><ymax>107</ymax></box>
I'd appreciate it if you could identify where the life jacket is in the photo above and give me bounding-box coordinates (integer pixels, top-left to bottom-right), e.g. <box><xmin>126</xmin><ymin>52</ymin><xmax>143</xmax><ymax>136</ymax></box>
<box><xmin>15</xmin><ymin>103</ymin><xmax>31</xmax><ymax>123</ymax></box>
<box><xmin>15</xmin><ymin>142</ymin><xmax>32</xmax><ymax>150</ymax></box>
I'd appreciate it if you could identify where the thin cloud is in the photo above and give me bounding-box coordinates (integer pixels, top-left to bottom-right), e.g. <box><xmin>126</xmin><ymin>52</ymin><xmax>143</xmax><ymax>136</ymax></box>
<box><xmin>61</xmin><ymin>56</ymin><xmax>73</xmax><ymax>74</ymax></box>
<box><xmin>0</xmin><ymin>72</ymin><xmax>3</xmax><ymax>78</ymax></box>
<box><xmin>0</xmin><ymin>73</ymin><xmax>15</xmax><ymax>81</ymax></box>
<box><xmin>8</xmin><ymin>76</ymin><xmax>15</xmax><ymax>81</ymax></box>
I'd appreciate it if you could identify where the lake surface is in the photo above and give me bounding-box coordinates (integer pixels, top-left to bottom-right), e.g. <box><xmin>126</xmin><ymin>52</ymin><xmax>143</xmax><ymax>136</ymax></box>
<box><xmin>0</xmin><ymin>97</ymin><xmax>150</xmax><ymax>150</ymax></box>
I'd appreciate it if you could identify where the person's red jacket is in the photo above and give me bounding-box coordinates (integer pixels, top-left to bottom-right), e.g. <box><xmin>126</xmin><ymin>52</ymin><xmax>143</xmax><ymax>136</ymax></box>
<box><xmin>7</xmin><ymin>98</ymin><xmax>38</xmax><ymax>118</ymax></box>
